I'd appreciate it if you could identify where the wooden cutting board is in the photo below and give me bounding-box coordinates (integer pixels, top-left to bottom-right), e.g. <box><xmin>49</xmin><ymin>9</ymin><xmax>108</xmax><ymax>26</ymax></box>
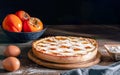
<box><xmin>28</xmin><ymin>50</ymin><xmax>101</xmax><ymax>69</ymax></box>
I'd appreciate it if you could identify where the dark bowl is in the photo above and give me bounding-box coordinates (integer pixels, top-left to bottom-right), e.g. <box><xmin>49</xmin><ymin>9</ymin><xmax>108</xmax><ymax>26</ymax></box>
<box><xmin>1</xmin><ymin>26</ymin><xmax>47</xmax><ymax>43</ymax></box>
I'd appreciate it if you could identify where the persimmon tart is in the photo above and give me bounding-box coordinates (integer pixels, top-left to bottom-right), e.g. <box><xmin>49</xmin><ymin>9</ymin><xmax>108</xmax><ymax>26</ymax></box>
<box><xmin>32</xmin><ymin>36</ymin><xmax>98</xmax><ymax>64</ymax></box>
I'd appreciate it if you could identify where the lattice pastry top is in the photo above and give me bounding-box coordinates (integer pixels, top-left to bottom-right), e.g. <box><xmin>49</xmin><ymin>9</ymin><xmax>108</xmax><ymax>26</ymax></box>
<box><xmin>32</xmin><ymin>36</ymin><xmax>97</xmax><ymax>56</ymax></box>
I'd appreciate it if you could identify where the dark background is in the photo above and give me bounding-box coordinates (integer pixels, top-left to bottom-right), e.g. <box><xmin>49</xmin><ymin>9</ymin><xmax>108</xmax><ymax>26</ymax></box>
<box><xmin>0</xmin><ymin>0</ymin><xmax>120</xmax><ymax>25</ymax></box>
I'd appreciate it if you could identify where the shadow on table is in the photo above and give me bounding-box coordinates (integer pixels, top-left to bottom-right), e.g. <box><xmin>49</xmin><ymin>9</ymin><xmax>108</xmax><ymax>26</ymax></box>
<box><xmin>0</xmin><ymin>69</ymin><xmax>9</xmax><ymax>73</ymax></box>
<box><xmin>46</xmin><ymin>25</ymin><xmax>120</xmax><ymax>41</ymax></box>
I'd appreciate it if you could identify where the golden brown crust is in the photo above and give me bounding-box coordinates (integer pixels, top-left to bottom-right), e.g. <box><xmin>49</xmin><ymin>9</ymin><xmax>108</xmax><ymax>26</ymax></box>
<box><xmin>32</xmin><ymin>48</ymin><xmax>98</xmax><ymax>63</ymax></box>
<box><xmin>32</xmin><ymin>36</ymin><xmax>98</xmax><ymax>63</ymax></box>
<box><xmin>28</xmin><ymin>50</ymin><xmax>100</xmax><ymax>69</ymax></box>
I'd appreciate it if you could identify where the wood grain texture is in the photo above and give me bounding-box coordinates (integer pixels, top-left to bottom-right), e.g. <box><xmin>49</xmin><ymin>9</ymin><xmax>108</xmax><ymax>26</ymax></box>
<box><xmin>0</xmin><ymin>25</ymin><xmax>120</xmax><ymax>75</ymax></box>
<box><xmin>28</xmin><ymin>50</ymin><xmax>100</xmax><ymax>69</ymax></box>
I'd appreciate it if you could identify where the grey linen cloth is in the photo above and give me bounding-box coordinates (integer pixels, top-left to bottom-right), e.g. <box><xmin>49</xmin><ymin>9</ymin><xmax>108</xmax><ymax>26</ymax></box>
<box><xmin>61</xmin><ymin>61</ymin><xmax>120</xmax><ymax>75</ymax></box>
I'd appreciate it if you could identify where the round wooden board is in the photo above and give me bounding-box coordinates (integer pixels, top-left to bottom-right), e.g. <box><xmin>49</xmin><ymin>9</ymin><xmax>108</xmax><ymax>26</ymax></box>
<box><xmin>28</xmin><ymin>50</ymin><xmax>101</xmax><ymax>69</ymax></box>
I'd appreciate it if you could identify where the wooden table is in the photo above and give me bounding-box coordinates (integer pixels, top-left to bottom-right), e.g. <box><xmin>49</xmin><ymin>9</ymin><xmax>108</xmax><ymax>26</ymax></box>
<box><xmin>0</xmin><ymin>25</ymin><xmax>120</xmax><ymax>75</ymax></box>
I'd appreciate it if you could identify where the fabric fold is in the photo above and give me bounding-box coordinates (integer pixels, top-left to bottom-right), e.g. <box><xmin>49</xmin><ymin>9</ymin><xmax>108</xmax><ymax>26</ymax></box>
<box><xmin>61</xmin><ymin>61</ymin><xmax>120</xmax><ymax>75</ymax></box>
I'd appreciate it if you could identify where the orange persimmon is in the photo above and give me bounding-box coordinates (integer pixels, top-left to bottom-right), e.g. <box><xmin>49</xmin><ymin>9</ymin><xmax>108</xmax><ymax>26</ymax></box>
<box><xmin>23</xmin><ymin>17</ymin><xmax>43</xmax><ymax>32</ymax></box>
<box><xmin>2</xmin><ymin>14</ymin><xmax>22</xmax><ymax>32</ymax></box>
<box><xmin>15</xmin><ymin>10</ymin><xmax>30</xmax><ymax>21</ymax></box>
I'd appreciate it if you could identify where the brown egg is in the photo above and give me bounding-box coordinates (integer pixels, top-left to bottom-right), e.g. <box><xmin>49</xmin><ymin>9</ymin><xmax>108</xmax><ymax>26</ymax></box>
<box><xmin>4</xmin><ymin>45</ymin><xmax>21</xmax><ymax>57</ymax></box>
<box><xmin>2</xmin><ymin>57</ymin><xmax>20</xmax><ymax>71</ymax></box>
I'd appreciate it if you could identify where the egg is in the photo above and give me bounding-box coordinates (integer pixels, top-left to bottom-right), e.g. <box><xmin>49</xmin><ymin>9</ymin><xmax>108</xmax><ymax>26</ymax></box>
<box><xmin>4</xmin><ymin>45</ymin><xmax>21</xmax><ymax>57</ymax></box>
<box><xmin>2</xmin><ymin>57</ymin><xmax>20</xmax><ymax>71</ymax></box>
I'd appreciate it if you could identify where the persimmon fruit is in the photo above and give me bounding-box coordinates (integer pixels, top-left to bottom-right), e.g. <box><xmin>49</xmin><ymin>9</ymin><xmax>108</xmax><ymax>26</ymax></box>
<box><xmin>23</xmin><ymin>17</ymin><xmax>43</xmax><ymax>32</ymax></box>
<box><xmin>2</xmin><ymin>14</ymin><xmax>22</xmax><ymax>32</ymax></box>
<box><xmin>2</xmin><ymin>10</ymin><xmax>44</xmax><ymax>33</ymax></box>
<box><xmin>15</xmin><ymin>10</ymin><xmax>30</xmax><ymax>22</ymax></box>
